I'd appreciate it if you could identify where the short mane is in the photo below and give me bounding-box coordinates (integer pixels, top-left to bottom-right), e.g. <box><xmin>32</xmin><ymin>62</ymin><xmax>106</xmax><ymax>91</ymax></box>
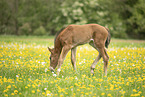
<box><xmin>54</xmin><ymin>27</ymin><xmax>65</xmax><ymax>43</ymax></box>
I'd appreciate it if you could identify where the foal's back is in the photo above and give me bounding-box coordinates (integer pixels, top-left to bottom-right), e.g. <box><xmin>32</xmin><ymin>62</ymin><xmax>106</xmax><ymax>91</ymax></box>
<box><xmin>57</xmin><ymin>24</ymin><xmax>107</xmax><ymax>47</ymax></box>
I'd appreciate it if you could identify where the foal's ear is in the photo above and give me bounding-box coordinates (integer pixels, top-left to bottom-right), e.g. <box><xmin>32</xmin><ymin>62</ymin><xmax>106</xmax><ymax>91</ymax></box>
<box><xmin>48</xmin><ymin>47</ymin><xmax>52</xmax><ymax>52</ymax></box>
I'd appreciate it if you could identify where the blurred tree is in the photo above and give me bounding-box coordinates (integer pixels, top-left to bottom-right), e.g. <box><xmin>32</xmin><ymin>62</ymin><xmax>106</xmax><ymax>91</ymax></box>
<box><xmin>33</xmin><ymin>26</ymin><xmax>46</xmax><ymax>35</ymax></box>
<box><xmin>98</xmin><ymin>0</ymin><xmax>127</xmax><ymax>38</ymax></box>
<box><xmin>19</xmin><ymin>23</ymin><xmax>32</xmax><ymax>35</ymax></box>
<box><xmin>0</xmin><ymin>0</ymin><xmax>12</xmax><ymax>34</ymax></box>
<box><xmin>59</xmin><ymin>0</ymin><xmax>127</xmax><ymax>38</ymax></box>
<box><xmin>13</xmin><ymin>0</ymin><xmax>19</xmax><ymax>35</ymax></box>
<box><xmin>0</xmin><ymin>0</ymin><xmax>144</xmax><ymax>38</ymax></box>
<box><xmin>126</xmin><ymin>0</ymin><xmax>145</xmax><ymax>38</ymax></box>
<box><xmin>107</xmin><ymin>0</ymin><xmax>145</xmax><ymax>38</ymax></box>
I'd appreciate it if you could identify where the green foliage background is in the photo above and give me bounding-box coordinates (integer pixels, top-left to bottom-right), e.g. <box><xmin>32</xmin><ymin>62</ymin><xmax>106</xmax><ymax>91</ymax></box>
<box><xmin>0</xmin><ymin>0</ymin><xmax>145</xmax><ymax>39</ymax></box>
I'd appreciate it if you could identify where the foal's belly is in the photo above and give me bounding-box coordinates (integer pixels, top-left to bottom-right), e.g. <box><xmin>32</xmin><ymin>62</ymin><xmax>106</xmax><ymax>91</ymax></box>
<box><xmin>71</xmin><ymin>38</ymin><xmax>93</xmax><ymax>48</ymax></box>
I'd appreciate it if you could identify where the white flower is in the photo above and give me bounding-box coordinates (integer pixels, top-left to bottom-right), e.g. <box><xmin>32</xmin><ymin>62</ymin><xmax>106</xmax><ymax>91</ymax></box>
<box><xmin>16</xmin><ymin>75</ymin><xmax>19</xmax><ymax>77</ymax></box>
<box><xmin>42</xmin><ymin>62</ymin><xmax>45</xmax><ymax>66</ymax></box>
<box><xmin>57</xmin><ymin>68</ymin><xmax>61</xmax><ymax>72</ymax></box>
<box><xmin>45</xmin><ymin>68</ymin><xmax>48</xmax><ymax>72</ymax></box>
<box><xmin>52</xmin><ymin>71</ymin><xmax>54</xmax><ymax>74</ymax></box>
<box><xmin>44</xmin><ymin>88</ymin><xmax>47</xmax><ymax>90</ymax></box>
<box><xmin>47</xmin><ymin>93</ymin><xmax>51</xmax><ymax>96</ymax></box>
<box><xmin>53</xmin><ymin>74</ymin><xmax>57</xmax><ymax>77</ymax></box>
<box><xmin>116</xmin><ymin>64</ymin><xmax>119</xmax><ymax>66</ymax></box>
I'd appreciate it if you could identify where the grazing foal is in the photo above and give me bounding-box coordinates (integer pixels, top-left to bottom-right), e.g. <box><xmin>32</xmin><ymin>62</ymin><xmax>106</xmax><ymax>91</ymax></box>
<box><xmin>48</xmin><ymin>24</ymin><xmax>111</xmax><ymax>75</ymax></box>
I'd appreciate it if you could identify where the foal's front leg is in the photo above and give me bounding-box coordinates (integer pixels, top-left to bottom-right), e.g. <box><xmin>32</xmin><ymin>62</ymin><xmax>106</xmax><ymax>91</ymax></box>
<box><xmin>57</xmin><ymin>46</ymin><xmax>70</xmax><ymax>75</ymax></box>
<box><xmin>71</xmin><ymin>47</ymin><xmax>77</xmax><ymax>70</ymax></box>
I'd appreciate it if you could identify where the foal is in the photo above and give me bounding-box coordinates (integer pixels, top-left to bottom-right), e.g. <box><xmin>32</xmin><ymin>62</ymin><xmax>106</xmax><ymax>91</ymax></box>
<box><xmin>48</xmin><ymin>24</ymin><xmax>111</xmax><ymax>75</ymax></box>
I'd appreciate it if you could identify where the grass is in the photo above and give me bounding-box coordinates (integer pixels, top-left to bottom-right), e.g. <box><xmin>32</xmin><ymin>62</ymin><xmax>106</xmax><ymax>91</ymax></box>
<box><xmin>0</xmin><ymin>35</ymin><xmax>145</xmax><ymax>97</ymax></box>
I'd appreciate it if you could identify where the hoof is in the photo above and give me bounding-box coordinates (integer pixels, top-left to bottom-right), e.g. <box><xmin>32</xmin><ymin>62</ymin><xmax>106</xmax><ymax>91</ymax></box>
<box><xmin>49</xmin><ymin>66</ymin><xmax>55</xmax><ymax>72</ymax></box>
<box><xmin>91</xmin><ymin>68</ymin><xmax>95</xmax><ymax>75</ymax></box>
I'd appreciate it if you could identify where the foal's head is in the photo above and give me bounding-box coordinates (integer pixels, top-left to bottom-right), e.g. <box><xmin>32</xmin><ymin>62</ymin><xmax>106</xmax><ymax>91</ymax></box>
<box><xmin>48</xmin><ymin>47</ymin><xmax>59</xmax><ymax>72</ymax></box>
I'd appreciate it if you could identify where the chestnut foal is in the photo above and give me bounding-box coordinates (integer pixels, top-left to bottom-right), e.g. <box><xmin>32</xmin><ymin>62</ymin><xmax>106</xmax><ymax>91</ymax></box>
<box><xmin>48</xmin><ymin>24</ymin><xmax>111</xmax><ymax>75</ymax></box>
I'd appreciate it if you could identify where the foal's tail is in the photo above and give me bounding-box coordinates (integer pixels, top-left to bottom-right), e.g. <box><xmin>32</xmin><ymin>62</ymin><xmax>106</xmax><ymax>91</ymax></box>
<box><xmin>105</xmin><ymin>28</ymin><xmax>111</xmax><ymax>48</ymax></box>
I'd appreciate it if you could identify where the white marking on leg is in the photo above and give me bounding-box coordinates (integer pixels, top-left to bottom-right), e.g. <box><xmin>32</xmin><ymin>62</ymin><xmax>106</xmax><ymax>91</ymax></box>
<box><xmin>90</xmin><ymin>38</ymin><xmax>94</xmax><ymax>41</ymax></box>
<box><xmin>90</xmin><ymin>54</ymin><xmax>101</xmax><ymax>74</ymax></box>
<box><xmin>49</xmin><ymin>66</ymin><xmax>54</xmax><ymax>71</ymax></box>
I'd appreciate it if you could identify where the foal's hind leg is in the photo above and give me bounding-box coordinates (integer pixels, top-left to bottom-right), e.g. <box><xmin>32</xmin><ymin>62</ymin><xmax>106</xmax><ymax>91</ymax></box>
<box><xmin>71</xmin><ymin>47</ymin><xmax>77</xmax><ymax>70</ymax></box>
<box><xmin>89</xmin><ymin>40</ymin><xmax>102</xmax><ymax>75</ymax></box>
<box><xmin>90</xmin><ymin>54</ymin><xmax>101</xmax><ymax>74</ymax></box>
<box><xmin>103</xmin><ymin>48</ymin><xmax>109</xmax><ymax>75</ymax></box>
<box><xmin>93</xmin><ymin>41</ymin><xmax>109</xmax><ymax>76</ymax></box>
<box><xmin>104</xmin><ymin>48</ymin><xmax>109</xmax><ymax>59</ymax></box>
<box><xmin>98</xmin><ymin>47</ymin><xmax>109</xmax><ymax>76</ymax></box>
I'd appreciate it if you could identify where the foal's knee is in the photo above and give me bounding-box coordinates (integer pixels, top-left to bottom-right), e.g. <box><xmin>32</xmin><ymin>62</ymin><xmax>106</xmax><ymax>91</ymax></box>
<box><xmin>103</xmin><ymin>56</ymin><xmax>109</xmax><ymax>63</ymax></box>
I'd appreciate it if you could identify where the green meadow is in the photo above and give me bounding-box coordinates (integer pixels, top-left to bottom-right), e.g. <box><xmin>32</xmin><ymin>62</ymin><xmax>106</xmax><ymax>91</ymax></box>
<box><xmin>0</xmin><ymin>36</ymin><xmax>145</xmax><ymax>97</ymax></box>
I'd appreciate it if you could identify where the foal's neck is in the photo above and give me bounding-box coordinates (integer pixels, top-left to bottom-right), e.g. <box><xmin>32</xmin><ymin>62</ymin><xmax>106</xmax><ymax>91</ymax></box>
<box><xmin>54</xmin><ymin>37</ymin><xmax>62</xmax><ymax>54</ymax></box>
<box><xmin>54</xmin><ymin>47</ymin><xmax>61</xmax><ymax>54</ymax></box>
